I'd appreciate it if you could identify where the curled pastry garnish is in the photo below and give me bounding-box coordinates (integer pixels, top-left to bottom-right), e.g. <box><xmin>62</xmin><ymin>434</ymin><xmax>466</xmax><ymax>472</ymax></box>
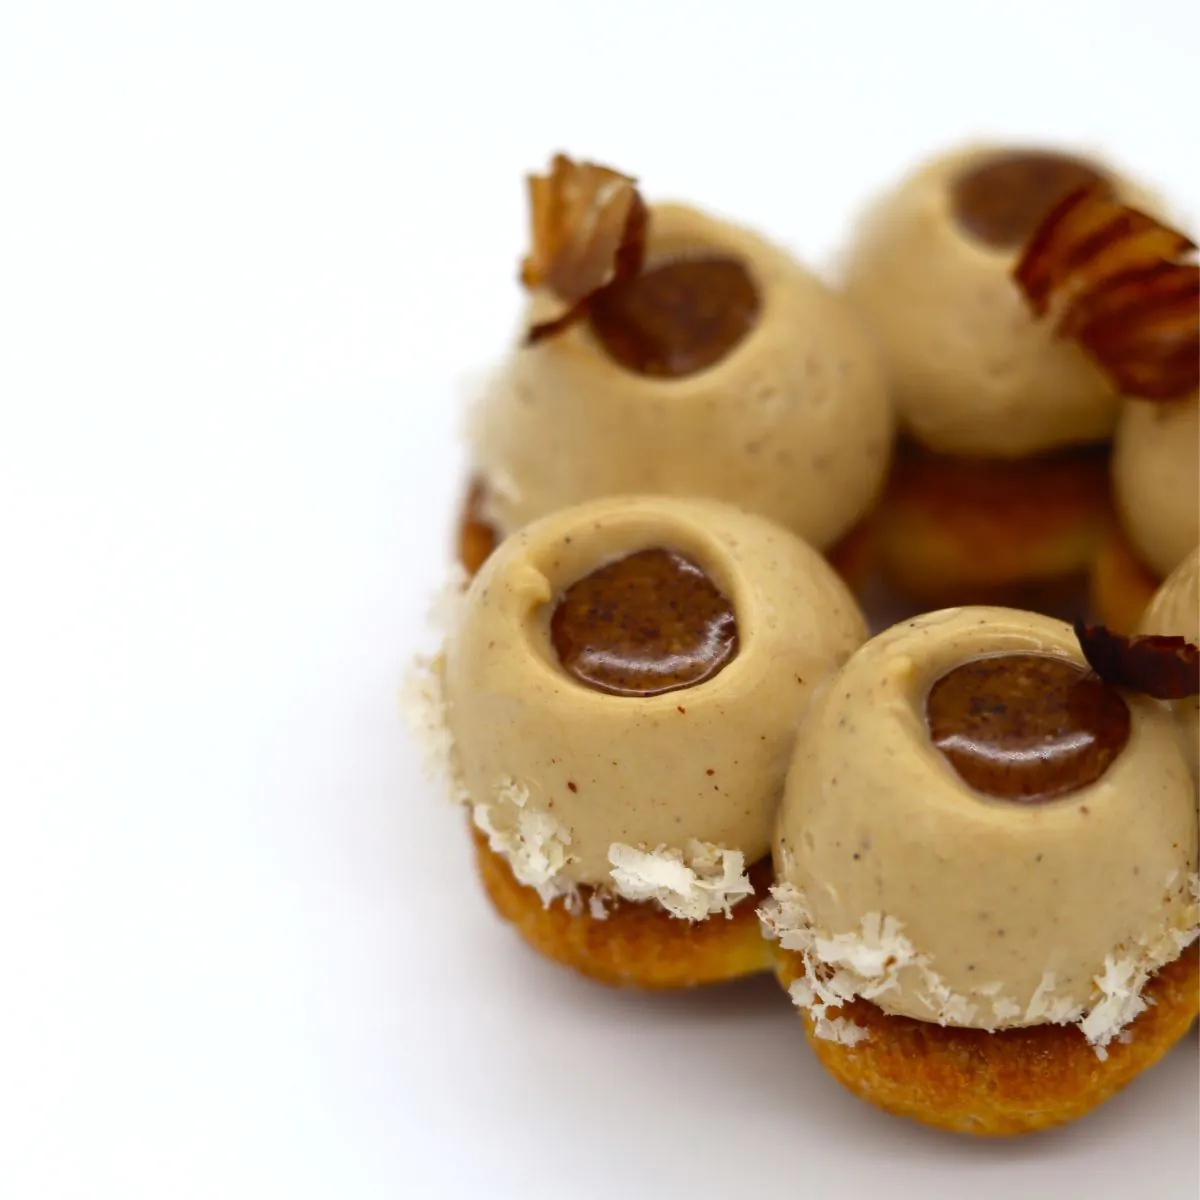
<box><xmin>1014</xmin><ymin>186</ymin><xmax>1199</xmax><ymax>400</ymax></box>
<box><xmin>1074</xmin><ymin>618</ymin><xmax>1200</xmax><ymax>699</ymax></box>
<box><xmin>520</xmin><ymin>154</ymin><xmax>648</xmax><ymax>345</ymax></box>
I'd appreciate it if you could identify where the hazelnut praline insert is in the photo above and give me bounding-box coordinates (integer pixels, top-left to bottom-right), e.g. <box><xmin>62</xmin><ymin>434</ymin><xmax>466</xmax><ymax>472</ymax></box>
<box><xmin>926</xmin><ymin>654</ymin><xmax>1130</xmax><ymax>803</ymax></box>
<box><xmin>588</xmin><ymin>256</ymin><xmax>760</xmax><ymax>378</ymax></box>
<box><xmin>772</xmin><ymin>606</ymin><xmax>1197</xmax><ymax>1029</ymax></box>
<box><xmin>550</xmin><ymin>549</ymin><xmax>738</xmax><ymax>697</ymax></box>
<box><xmin>441</xmin><ymin>495</ymin><xmax>869</xmax><ymax>891</ymax></box>
<box><xmin>949</xmin><ymin>150</ymin><xmax>1113</xmax><ymax>248</ymax></box>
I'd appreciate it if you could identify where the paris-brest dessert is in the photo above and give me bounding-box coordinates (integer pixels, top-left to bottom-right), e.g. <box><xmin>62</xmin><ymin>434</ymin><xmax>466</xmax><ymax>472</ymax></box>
<box><xmin>460</xmin><ymin>155</ymin><xmax>893</xmax><ymax>590</ymax></box>
<box><xmin>408</xmin><ymin>144</ymin><xmax>1200</xmax><ymax>1139</ymax></box>
<box><xmin>838</xmin><ymin>145</ymin><xmax>1161</xmax><ymax>607</ymax></box>
<box><xmin>434</xmin><ymin>495</ymin><xmax>868</xmax><ymax>988</ymax></box>
<box><xmin>761</xmin><ymin>606</ymin><xmax>1199</xmax><ymax>1135</ymax></box>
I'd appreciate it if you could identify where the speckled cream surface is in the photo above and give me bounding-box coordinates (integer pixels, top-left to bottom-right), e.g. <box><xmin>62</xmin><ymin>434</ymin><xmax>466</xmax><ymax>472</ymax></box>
<box><xmin>1113</xmin><ymin>394</ymin><xmax>1199</xmax><ymax>579</ymax></box>
<box><xmin>1139</xmin><ymin>547</ymin><xmax>1200</xmax><ymax>782</ymax></box>
<box><xmin>441</xmin><ymin>495</ymin><xmax>869</xmax><ymax>893</ymax></box>
<box><xmin>467</xmin><ymin>203</ymin><xmax>893</xmax><ymax>552</ymax></box>
<box><xmin>839</xmin><ymin>145</ymin><xmax>1157</xmax><ymax>458</ymax></box>
<box><xmin>771</xmin><ymin>607</ymin><xmax>1197</xmax><ymax>1029</ymax></box>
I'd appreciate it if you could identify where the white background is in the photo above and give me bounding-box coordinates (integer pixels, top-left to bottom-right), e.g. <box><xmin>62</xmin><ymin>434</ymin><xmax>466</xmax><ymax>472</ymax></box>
<box><xmin>1</xmin><ymin>2</ymin><xmax>1197</xmax><ymax>1197</ymax></box>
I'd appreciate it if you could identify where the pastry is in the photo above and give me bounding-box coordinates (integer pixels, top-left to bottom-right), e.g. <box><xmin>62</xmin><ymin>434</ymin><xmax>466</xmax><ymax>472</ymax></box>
<box><xmin>761</xmin><ymin>606</ymin><xmax>1199</xmax><ymax>1135</ymax></box>
<box><xmin>425</xmin><ymin>494</ymin><xmax>868</xmax><ymax>988</ymax></box>
<box><xmin>460</xmin><ymin>155</ymin><xmax>893</xmax><ymax>590</ymax></box>
<box><xmin>839</xmin><ymin>145</ymin><xmax>1158</xmax><ymax>608</ymax></box>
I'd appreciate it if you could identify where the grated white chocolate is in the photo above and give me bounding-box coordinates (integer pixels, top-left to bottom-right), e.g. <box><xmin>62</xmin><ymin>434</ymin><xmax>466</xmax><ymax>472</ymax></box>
<box><xmin>759</xmin><ymin>879</ymin><xmax>1200</xmax><ymax>1057</ymax></box>
<box><xmin>608</xmin><ymin>840</ymin><xmax>754</xmax><ymax>921</ymax></box>
<box><xmin>1079</xmin><ymin>873</ymin><xmax>1200</xmax><ymax>1058</ymax></box>
<box><xmin>472</xmin><ymin>776</ymin><xmax>578</xmax><ymax>907</ymax></box>
<box><xmin>401</xmin><ymin>566</ymin><xmax>473</xmax><ymax>802</ymax></box>
<box><xmin>401</xmin><ymin>652</ymin><xmax>469</xmax><ymax>805</ymax></box>
<box><xmin>760</xmin><ymin>884</ymin><xmax>924</xmax><ymax>1044</ymax></box>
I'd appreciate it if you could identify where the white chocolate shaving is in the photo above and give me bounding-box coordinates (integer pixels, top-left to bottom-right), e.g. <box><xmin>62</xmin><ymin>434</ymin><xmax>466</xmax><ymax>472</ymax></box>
<box><xmin>1079</xmin><ymin>957</ymin><xmax>1147</xmax><ymax>1055</ymax></box>
<box><xmin>759</xmin><ymin>880</ymin><xmax>1200</xmax><ymax>1056</ymax></box>
<box><xmin>990</xmin><ymin>996</ymin><xmax>1022</xmax><ymax>1022</ymax></box>
<box><xmin>401</xmin><ymin>566</ymin><xmax>473</xmax><ymax>803</ymax></box>
<box><xmin>607</xmin><ymin>840</ymin><xmax>754</xmax><ymax>921</ymax></box>
<box><xmin>760</xmin><ymin>885</ymin><xmax>921</xmax><ymax>1044</ymax></box>
<box><xmin>1079</xmin><ymin>872</ymin><xmax>1199</xmax><ymax>1054</ymax></box>
<box><xmin>401</xmin><ymin>652</ymin><xmax>469</xmax><ymax>805</ymax></box>
<box><xmin>472</xmin><ymin>776</ymin><xmax>578</xmax><ymax>907</ymax></box>
<box><xmin>1023</xmin><ymin>972</ymin><xmax>1060</xmax><ymax>1024</ymax></box>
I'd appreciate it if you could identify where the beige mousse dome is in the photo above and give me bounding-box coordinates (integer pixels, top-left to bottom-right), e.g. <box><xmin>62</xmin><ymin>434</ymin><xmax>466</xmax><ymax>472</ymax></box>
<box><xmin>766</xmin><ymin>607</ymin><xmax>1196</xmax><ymax>1050</ymax></box>
<box><xmin>839</xmin><ymin>144</ymin><xmax>1159</xmax><ymax>458</ymax></box>
<box><xmin>1113</xmin><ymin>394</ymin><xmax>1199</xmax><ymax>580</ymax></box>
<box><xmin>468</xmin><ymin>202</ymin><xmax>893</xmax><ymax>552</ymax></box>
<box><xmin>438</xmin><ymin>495</ymin><xmax>868</xmax><ymax>916</ymax></box>
<box><xmin>1138</xmin><ymin>547</ymin><xmax>1200</xmax><ymax>781</ymax></box>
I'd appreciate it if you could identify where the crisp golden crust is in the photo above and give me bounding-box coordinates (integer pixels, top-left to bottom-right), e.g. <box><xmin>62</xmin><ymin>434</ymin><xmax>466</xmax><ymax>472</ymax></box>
<box><xmin>457</xmin><ymin>477</ymin><xmax>875</xmax><ymax>591</ymax></box>
<box><xmin>775</xmin><ymin>943</ymin><xmax>1198</xmax><ymax>1136</ymax></box>
<box><xmin>1090</xmin><ymin>522</ymin><xmax>1164</xmax><ymax>635</ymax></box>
<box><xmin>876</xmin><ymin>443</ymin><xmax>1112</xmax><ymax>607</ymax></box>
<box><xmin>472</xmin><ymin>827</ymin><xmax>773</xmax><ymax>989</ymax></box>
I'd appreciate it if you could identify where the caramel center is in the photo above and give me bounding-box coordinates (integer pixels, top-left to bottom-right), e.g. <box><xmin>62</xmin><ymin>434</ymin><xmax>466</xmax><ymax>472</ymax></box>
<box><xmin>549</xmin><ymin>549</ymin><xmax>738</xmax><ymax>696</ymax></box>
<box><xmin>926</xmin><ymin>653</ymin><xmax>1130</xmax><ymax>802</ymax></box>
<box><xmin>587</xmin><ymin>257</ymin><xmax>760</xmax><ymax>378</ymax></box>
<box><xmin>950</xmin><ymin>151</ymin><xmax>1112</xmax><ymax>248</ymax></box>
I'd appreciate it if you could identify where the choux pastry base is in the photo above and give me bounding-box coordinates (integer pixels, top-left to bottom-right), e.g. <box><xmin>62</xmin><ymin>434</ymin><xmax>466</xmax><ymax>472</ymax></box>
<box><xmin>775</xmin><ymin>943</ymin><xmax>1199</xmax><ymax>1137</ymax></box>
<box><xmin>875</xmin><ymin>444</ymin><xmax>1111</xmax><ymax>610</ymax></box>
<box><xmin>474</xmin><ymin>827</ymin><xmax>774</xmax><ymax>989</ymax></box>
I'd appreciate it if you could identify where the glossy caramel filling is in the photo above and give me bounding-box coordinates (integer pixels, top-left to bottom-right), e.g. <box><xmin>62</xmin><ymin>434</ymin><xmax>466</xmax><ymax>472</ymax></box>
<box><xmin>950</xmin><ymin>151</ymin><xmax>1112</xmax><ymax>249</ymax></box>
<box><xmin>550</xmin><ymin>549</ymin><xmax>738</xmax><ymax>696</ymax></box>
<box><xmin>588</xmin><ymin>257</ymin><xmax>759</xmax><ymax>378</ymax></box>
<box><xmin>926</xmin><ymin>653</ymin><xmax>1130</xmax><ymax>802</ymax></box>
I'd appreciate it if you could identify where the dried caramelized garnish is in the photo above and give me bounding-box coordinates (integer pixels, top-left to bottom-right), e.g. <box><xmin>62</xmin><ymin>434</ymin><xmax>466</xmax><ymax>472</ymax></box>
<box><xmin>519</xmin><ymin>154</ymin><xmax>648</xmax><ymax>345</ymax></box>
<box><xmin>1074</xmin><ymin>618</ymin><xmax>1200</xmax><ymax>699</ymax></box>
<box><xmin>1014</xmin><ymin>187</ymin><xmax>1199</xmax><ymax>400</ymax></box>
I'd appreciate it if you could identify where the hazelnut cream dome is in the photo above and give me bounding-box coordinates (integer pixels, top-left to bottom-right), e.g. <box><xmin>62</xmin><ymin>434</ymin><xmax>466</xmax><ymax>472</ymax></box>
<box><xmin>437</xmin><ymin>495</ymin><xmax>868</xmax><ymax>917</ymax></box>
<box><xmin>763</xmin><ymin>607</ymin><xmax>1198</xmax><ymax>1053</ymax></box>
<box><xmin>1112</xmin><ymin>394</ymin><xmax>1199</xmax><ymax>580</ymax></box>
<box><xmin>840</xmin><ymin>145</ymin><xmax>1157</xmax><ymax>457</ymax></box>
<box><xmin>1138</xmin><ymin>547</ymin><xmax>1200</xmax><ymax>781</ymax></box>
<box><xmin>468</xmin><ymin>203</ymin><xmax>893</xmax><ymax>552</ymax></box>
